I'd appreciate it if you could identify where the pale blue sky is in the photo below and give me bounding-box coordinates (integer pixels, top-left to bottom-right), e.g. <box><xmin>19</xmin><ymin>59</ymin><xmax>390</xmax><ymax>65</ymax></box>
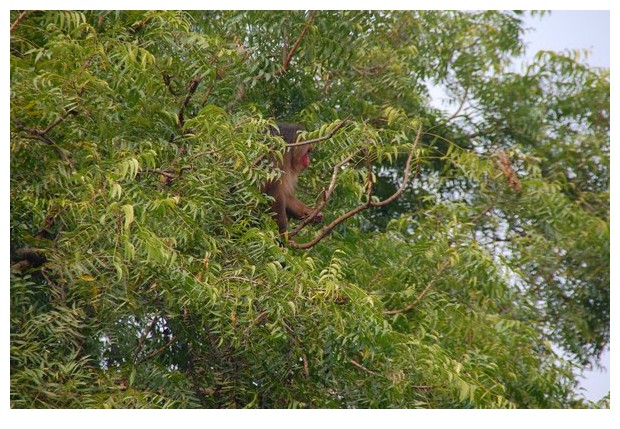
<box><xmin>523</xmin><ymin>10</ymin><xmax>610</xmax><ymax>68</ymax></box>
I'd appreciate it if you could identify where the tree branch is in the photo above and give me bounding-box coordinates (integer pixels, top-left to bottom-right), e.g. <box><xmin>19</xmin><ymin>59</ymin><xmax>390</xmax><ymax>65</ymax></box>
<box><xmin>226</xmin><ymin>11</ymin><xmax>316</xmax><ymax>110</ymax></box>
<box><xmin>350</xmin><ymin>358</ymin><xmax>379</xmax><ymax>376</ymax></box>
<box><xmin>276</xmin><ymin>11</ymin><xmax>317</xmax><ymax>77</ymax></box>
<box><xmin>14</xmin><ymin>109</ymin><xmax>77</xmax><ymax>139</ymax></box>
<box><xmin>252</xmin><ymin>118</ymin><xmax>348</xmax><ymax>172</ymax></box>
<box><xmin>133</xmin><ymin>316</ymin><xmax>160</xmax><ymax>364</ymax></box>
<box><xmin>12</xmin><ymin>110</ymin><xmax>77</xmax><ymax>167</ymax></box>
<box><xmin>11</xmin><ymin>11</ymin><xmax>34</xmax><ymax>33</ymax></box>
<box><xmin>162</xmin><ymin>72</ymin><xmax>181</xmax><ymax>96</ymax></box>
<box><xmin>178</xmin><ymin>76</ymin><xmax>202</xmax><ymax>130</ymax></box>
<box><xmin>350</xmin><ymin>358</ymin><xmax>434</xmax><ymax>390</ymax></box>
<box><xmin>289</xmin><ymin>154</ymin><xmax>355</xmax><ymax>237</ymax></box>
<box><xmin>426</xmin><ymin>88</ymin><xmax>469</xmax><ymax>134</ymax></box>
<box><xmin>136</xmin><ymin>335</ymin><xmax>177</xmax><ymax>365</ymax></box>
<box><xmin>288</xmin><ymin>126</ymin><xmax>422</xmax><ymax>249</ymax></box>
<box><xmin>369</xmin><ymin>125</ymin><xmax>421</xmax><ymax>208</ymax></box>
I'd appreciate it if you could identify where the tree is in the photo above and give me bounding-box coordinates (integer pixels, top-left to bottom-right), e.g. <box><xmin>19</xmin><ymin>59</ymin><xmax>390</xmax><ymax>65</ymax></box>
<box><xmin>10</xmin><ymin>10</ymin><xmax>609</xmax><ymax>408</ymax></box>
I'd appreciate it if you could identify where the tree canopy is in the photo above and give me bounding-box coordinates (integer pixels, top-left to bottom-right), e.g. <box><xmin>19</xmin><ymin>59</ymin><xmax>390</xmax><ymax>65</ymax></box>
<box><xmin>10</xmin><ymin>10</ymin><xmax>609</xmax><ymax>409</ymax></box>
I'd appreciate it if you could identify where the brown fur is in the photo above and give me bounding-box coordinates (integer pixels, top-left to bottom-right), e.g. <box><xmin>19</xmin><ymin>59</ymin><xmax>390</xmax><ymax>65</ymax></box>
<box><xmin>264</xmin><ymin>123</ymin><xmax>323</xmax><ymax>233</ymax></box>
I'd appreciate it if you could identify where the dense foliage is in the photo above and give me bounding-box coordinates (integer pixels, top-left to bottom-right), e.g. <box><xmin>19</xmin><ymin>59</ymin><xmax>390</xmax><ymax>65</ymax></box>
<box><xmin>10</xmin><ymin>10</ymin><xmax>609</xmax><ymax>408</ymax></box>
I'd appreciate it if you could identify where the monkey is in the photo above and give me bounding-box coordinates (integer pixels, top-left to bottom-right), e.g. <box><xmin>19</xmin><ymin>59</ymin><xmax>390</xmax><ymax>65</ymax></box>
<box><xmin>263</xmin><ymin>123</ymin><xmax>323</xmax><ymax>234</ymax></box>
<box><xmin>10</xmin><ymin>246</ymin><xmax>46</xmax><ymax>272</ymax></box>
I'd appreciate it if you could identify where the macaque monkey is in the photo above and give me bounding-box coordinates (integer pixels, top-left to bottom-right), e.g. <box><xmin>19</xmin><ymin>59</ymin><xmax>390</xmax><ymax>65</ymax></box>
<box><xmin>263</xmin><ymin>123</ymin><xmax>323</xmax><ymax>234</ymax></box>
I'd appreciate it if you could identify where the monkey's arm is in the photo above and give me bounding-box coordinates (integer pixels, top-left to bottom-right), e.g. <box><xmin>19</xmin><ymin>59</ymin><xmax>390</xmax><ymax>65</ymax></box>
<box><xmin>286</xmin><ymin>195</ymin><xmax>323</xmax><ymax>222</ymax></box>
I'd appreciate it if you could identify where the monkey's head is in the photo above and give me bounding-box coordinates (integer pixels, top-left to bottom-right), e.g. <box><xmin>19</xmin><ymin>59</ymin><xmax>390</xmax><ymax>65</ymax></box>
<box><xmin>274</xmin><ymin>122</ymin><xmax>304</xmax><ymax>144</ymax></box>
<box><xmin>272</xmin><ymin>122</ymin><xmax>312</xmax><ymax>172</ymax></box>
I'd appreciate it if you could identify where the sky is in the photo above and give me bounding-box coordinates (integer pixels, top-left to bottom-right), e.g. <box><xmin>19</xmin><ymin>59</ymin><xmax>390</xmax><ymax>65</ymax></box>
<box><xmin>522</xmin><ymin>10</ymin><xmax>610</xmax><ymax>68</ymax></box>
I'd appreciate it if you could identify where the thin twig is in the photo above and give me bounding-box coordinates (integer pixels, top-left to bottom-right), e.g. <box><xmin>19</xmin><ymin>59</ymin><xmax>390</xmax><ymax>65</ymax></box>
<box><xmin>200</xmin><ymin>83</ymin><xmax>215</xmax><ymax>107</ymax></box>
<box><xmin>412</xmin><ymin>384</ymin><xmax>435</xmax><ymax>391</ymax></box>
<box><xmin>350</xmin><ymin>359</ymin><xmax>434</xmax><ymax>390</ymax></box>
<box><xmin>302</xmin><ymin>354</ymin><xmax>310</xmax><ymax>378</ymax></box>
<box><xmin>383</xmin><ymin>259</ymin><xmax>451</xmax><ymax>315</ymax></box>
<box><xmin>136</xmin><ymin>336</ymin><xmax>176</xmax><ymax>365</ymax></box>
<box><xmin>426</xmin><ymin>88</ymin><xmax>469</xmax><ymax>134</ymax></box>
<box><xmin>364</xmin><ymin>146</ymin><xmax>374</xmax><ymax>203</ymax></box>
<box><xmin>350</xmin><ymin>358</ymin><xmax>379</xmax><ymax>376</ymax></box>
<box><xmin>133</xmin><ymin>316</ymin><xmax>160</xmax><ymax>364</ymax></box>
<box><xmin>370</xmin><ymin>125</ymin><xmax>421</xmax><ymax>208</ymax></box>
<box><xmin>471</xmin><ymin>202</ymin><xmax>495</xmax><ymax>224</ymax></box>
<box><xmin>226</xmin><ymin>11</ymin><xmax>316</xmax><ymax>110</ymax></box>
<box><xmin>44</xmin><ymin>109</ymin><xmax>78</xmax><ymax>134</ymax></box>
<box><xmin>162</xmin><ymin>72</ymin><xmax>181</xmax><ymax>96</ymax></box>
<box><xmin>40</xmin><ymin>268</ymin><xmax>67</xmax><ymax>302</ymax></box>
<box><xmin>253</xmin><ymin>118</ymin><xmax>348</xmax><ymax>181</ymax></box>
<box><xmin>12</xmin><ymin>110</ymin><xmax>77</xmax><ymax>167</ymax></box>
<box><xmin>285</xmin><ymin>117</ymin><xmax>349</xmax><ymax>147</ymax></box>
<box><xmin>14</xmin><ymin>109</ymin><xmax>77</xmax><ymax>139</ymax></box>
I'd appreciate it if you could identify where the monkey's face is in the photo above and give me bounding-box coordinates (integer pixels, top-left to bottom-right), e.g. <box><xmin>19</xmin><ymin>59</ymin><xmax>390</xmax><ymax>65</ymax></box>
<box><xmin>295</xmin><ymin>145</ymin><xmax>313</xmax><ymax>171</ymax></box>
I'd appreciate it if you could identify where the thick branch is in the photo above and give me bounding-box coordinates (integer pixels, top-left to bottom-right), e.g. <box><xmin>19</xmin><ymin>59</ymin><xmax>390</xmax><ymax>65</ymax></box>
<box><xmin>289</xmin><ymin>126</ymin><xmax>422</xmax><ymax>249</ymax></box>
<box><xmin>289</xmin><ymin>154</ymin><xmax>354</xmax><ymax>237</ymax></box>
<box><xmin>178</xmin><ymin>76</ymin><xmax>202</xmax><ymax>130</ymax></box>
<box><xmin>11</xmin><ymin>11</ymin><xmax>33</xmax><ymax>33</ymax></box>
